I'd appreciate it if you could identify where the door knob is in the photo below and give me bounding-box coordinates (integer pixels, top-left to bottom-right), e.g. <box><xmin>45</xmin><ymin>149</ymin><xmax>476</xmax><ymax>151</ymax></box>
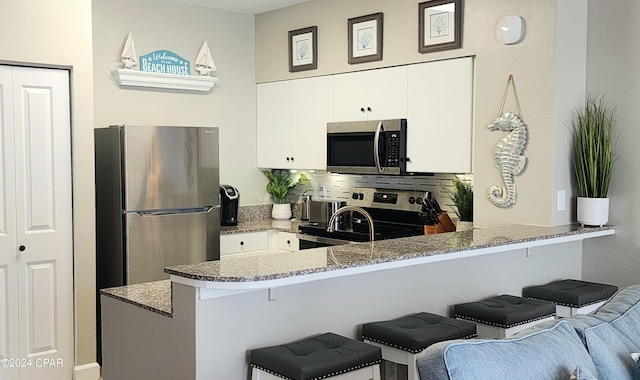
<box><xmin>19</xmin><ymin>245</ymin><xmax>26</xmax><ymax>252</ymax></box>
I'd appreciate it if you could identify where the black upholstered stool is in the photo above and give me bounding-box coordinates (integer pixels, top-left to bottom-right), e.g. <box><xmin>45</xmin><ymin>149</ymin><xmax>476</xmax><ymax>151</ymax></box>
<box><xmin>250</xmin><ymin>332</ymin><xmax>382</xmax><ymax>380</ymax></box>
<box><xmin>362</xmin><ymin>312</ymin><xmax>477</xmax><ymax>380</ymax></box>
<box><xmin>523</xmin><ymin>279</ymin><xmax>618</xmax><ymax>318</ymax></box>
<box><xmin>454</xmin><ymin>295</ymin><xmax>556</xmax><ymax>338</ymax></box>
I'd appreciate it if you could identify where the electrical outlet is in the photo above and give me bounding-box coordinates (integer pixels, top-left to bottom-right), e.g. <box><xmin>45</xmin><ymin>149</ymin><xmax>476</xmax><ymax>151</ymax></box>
<box><xmin>557</xmin><ymin>190</ymin><xmax>566</xmax><ymax>211</ymax></box>
<box><xmin>319</xmin><ymin>185</ymin><xmax>327</xmax><ymax>197</ymax></box>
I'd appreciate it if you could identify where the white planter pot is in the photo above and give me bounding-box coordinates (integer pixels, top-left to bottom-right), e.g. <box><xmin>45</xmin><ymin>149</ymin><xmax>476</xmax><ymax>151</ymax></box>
<box><xmin>272</xmin><ymin>203</ymin><xmax>292</xmax><ymax>220</ymax></box>
<box><xmin>577</xmin><ymin>197</ymin><xmax>609</xmax><ymax>227</ymax></box>
<box><xmin>456</xmin><ymin>220</ymin><xmax>474</xmax><ymax>232</ymax></box>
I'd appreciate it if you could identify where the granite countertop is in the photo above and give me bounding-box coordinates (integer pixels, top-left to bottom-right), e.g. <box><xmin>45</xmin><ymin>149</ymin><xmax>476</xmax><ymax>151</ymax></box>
<box><xmin>166</xmin><ymin>224</ymin><xmax>615</xmax><ymax>284</ymax></box>
<box><xmin>100</xmin><ymin>280</ymin><xmax>172</xmax><ymax>317</ymax></box>
<box><xmin>102</xmin><ymin>224</ymin><xmax>614</xmax><ymax>316</ymax></box>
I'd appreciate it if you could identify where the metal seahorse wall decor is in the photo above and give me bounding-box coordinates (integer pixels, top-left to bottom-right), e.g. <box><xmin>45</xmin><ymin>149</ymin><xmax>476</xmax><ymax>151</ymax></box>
<box><xmin>487</xmin><ymin>111</ymin><xmax>528</xmax><ymax>208</ymax></box>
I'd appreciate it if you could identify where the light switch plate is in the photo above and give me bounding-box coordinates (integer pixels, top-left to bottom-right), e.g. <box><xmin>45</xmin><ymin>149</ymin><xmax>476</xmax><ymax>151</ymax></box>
<box><xmin>557</xmin><ymin>190</ymin><xmax>566</xmax><ymax>211</ymax></box>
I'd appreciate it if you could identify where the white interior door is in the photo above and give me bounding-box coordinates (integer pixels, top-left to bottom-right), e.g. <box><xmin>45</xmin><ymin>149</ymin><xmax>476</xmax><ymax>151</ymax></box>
<box><xmin>0</xmin><ymin>66</ymin><xmax>73</xmax><ymax>380</ymax></box>
<box><xmin>0</xmin><ymin>65</ymin><xmax>20</xmax><ymax>380</ymax></box>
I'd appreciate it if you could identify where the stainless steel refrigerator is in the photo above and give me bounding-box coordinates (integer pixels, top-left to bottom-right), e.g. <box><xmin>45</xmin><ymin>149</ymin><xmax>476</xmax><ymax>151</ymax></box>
<box><xmin>95</xmin><ymin>125</ymin><xmax>220</xmax><ymax>289</ymax></box>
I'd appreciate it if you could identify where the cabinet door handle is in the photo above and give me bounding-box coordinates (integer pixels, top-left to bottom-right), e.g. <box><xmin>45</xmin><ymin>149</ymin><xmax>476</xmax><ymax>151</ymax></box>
<box><xmin>19</xmin><ymin>245</ymin><xmax>26</xmax><ymax>252</ymax></box>
<box><xmin>367</xmin><ymin>107</ymin><xmax>372</xmax><ymax>112</ymax></box>
<box><xmin>240</xmin><ymin>241</ymin><xmax>244</xmax><ymax>246</ymax></box>
<box><xmin>287</xmin><ymin>240</ymin><xmax>291</xmax><ymax>245</ymax></box>
<box><xmin>286</xmin><ymin>157</ymin><xmax>290</xmax><ymax>161</ymax></box>
<box><xmin>290</xmin><ymin>157</ymin><xmax>294</xmax><ymax>162</ymax></box>
<box><xmin>360</xmin><ymin>107</ymin><xmax>365</xmax><ymax>113</ymax></box>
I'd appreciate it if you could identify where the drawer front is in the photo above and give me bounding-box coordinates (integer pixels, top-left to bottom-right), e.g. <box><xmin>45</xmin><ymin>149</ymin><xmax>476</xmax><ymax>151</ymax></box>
<box><xmin>277</xmin><ymin>232</ymin><xmax>299</xmax><ymax>251</ymax></box>
<box><xmin>220</xmin><ymin>231</ymin><xmax>269</xmax><ymax>255</ymax></box>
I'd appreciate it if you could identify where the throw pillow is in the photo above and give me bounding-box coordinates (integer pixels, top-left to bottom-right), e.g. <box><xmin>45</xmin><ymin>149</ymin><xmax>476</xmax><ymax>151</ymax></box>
<box><xmin>419</xmin><ymin>321</ymin><xmax>597</xmax><ymax>380</ymax></box>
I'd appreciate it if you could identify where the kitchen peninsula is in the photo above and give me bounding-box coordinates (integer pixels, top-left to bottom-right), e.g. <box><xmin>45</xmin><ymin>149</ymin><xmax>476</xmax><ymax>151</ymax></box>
<box><xmin>100</xmin><ymin>224</ymin><xmax>614</xmax><ymax>380</ymax></box>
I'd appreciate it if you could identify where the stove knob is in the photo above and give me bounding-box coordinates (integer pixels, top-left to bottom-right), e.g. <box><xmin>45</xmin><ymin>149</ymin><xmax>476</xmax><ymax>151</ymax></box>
<box><xmin>416</xmin><ymin>197</ymin><xmax>423</xmax><ymax>205</ymax></box>
<box><xmin>408</xmin><ymin>196</ymin><xmax>416</xmax><ymax>204</ymax></box>
<box><xmin>358</xmin><ymin>193</ymin><xmax>364</xmax><ymax>200</ymax></box>
<box><xmin>352</xmin><ymin>192</ymin><xmax>359</xmax><ymax>200</ymax></box>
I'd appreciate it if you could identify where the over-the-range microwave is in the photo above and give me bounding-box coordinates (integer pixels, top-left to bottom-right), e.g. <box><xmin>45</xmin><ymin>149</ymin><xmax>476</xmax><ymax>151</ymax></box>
<box><xmin>326</xmin><ymin>119</ymin><xmax>407</xmax><ymax>175</ymax></box>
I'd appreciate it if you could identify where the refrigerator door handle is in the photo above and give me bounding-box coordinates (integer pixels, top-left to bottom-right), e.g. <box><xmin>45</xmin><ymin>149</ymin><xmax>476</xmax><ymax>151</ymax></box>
<box><xmin>134</xmin><ymin>205</ymin><xmax>218</xmax><ymax>217</ymax></box>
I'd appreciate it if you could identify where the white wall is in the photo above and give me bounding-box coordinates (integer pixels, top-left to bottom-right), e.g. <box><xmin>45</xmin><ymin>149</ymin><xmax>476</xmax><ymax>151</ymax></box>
<box><xmin>92</xmin><ymin>0</ymin><xmax>264</xmax><ymax>205</ymax></box>
<box><xmin>0</xmin><ymin>0</ymin><xmax>96</xmax><ymax>368</ymax></box>
<box><xmin>583</xmin><ymin>0</ymin><xmax>640</xmax><ymax>287</ymax></box>
<box><xmin>255</xmin><ymin>0</ymin><xmax>587</xmax><ymax>228</ymax></box>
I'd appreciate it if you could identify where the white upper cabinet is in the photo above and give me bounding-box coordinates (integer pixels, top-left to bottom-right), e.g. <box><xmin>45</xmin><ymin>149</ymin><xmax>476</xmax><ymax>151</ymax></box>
<box><xmin>291</xmin><ymin>76</ymin><xmax>332</xmax><ymax>170</ymax></box>
<box><xmin>406</xmin><ymin>57</ymin><xmax>474</xmax><ymax>173</ymax></box>
<box><xmin>257</xmin><ymin>76</ymin><xmax>331</xmax><ymax>170</ymax></box>
<box><xmin>332</xmin><ymin>66</ymin><xmax>407</xmax><ymax>121</ymax></box>
<box><xmin>257</xmin><ymin>81</ymin><xmax>292</xmax><ymax>169</ymax></box>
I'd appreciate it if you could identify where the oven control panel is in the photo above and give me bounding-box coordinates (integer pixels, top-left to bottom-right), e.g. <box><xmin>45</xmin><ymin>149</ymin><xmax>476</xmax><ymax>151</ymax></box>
<box><xmin>348</xmin><ymin>187</ymin><xmax>430</xmax><ymax>212</ymax></box>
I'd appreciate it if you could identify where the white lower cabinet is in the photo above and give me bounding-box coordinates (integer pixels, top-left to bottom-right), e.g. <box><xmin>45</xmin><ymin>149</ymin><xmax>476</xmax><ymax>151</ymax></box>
<box><xmin>273</xmin><ymin>231</ymin><xmax>300</xmax><ymax>252</ymax></box>
<box><xmin>220</xmin><ymin>230</ymin><xmax>300</xmax><ymax>258</ymax></box>
<box><xmin>220</xmin><ymin>231</ymin><xmax>269</xmax><ymax>258</ymax></box>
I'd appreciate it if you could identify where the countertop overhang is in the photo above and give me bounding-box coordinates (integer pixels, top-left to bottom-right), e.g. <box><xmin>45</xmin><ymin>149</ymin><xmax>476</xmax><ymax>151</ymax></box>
<box><xmin>166</xmin><ymin>224</ymin><xmax>614</xmax><ymax>294</ymax></box>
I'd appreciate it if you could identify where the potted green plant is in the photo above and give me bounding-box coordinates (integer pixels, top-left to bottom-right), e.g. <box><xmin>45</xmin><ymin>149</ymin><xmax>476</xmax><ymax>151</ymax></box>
<box><xmin>263</xmin><ymin>169</ymin><xmax>302</xmax><ymax>220</ymax></box>
<box><xmin>572</xmin><ymin>94</ymin><xmax>615</xmax><ymax>227</ymax></box>
<box><xmin>447</xmin><ymin>176</ymin><xmax>474</xmax><ymax>231</ymax></box>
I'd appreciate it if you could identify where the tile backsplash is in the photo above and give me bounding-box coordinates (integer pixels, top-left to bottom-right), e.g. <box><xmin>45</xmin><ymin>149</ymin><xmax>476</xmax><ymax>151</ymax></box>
<box><xmin>290</xmin><ymin>171</ymin><xmax>473</xmax><ymax>217</ymax></box>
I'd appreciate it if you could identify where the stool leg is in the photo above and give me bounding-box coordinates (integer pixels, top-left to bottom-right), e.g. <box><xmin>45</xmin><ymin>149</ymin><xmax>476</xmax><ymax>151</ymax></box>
<box><xmin>372</xmin><ymin>363</ymin><xmax>381</xmax><ymax>380</ymax></box>
<box><xmin>407</xmin><ymin>352</ymin><xmax>418</xmax><ymax>380</ymax></box>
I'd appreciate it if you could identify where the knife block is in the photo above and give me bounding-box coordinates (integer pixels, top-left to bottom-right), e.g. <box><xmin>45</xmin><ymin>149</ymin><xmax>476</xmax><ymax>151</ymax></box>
<box><xmin>423</xmin><ymin>212</ymin><xmax>456</xmax><ymax>235</ymax></box>
<box><xmin>438</xmin><ymin>212</ymin><xmax>456</xmax><ymax>232</ymax></box>
<box><xmin>423</xmin><ymin>225</ymin><xmax>444</xmax><ymax>235</ymax></box>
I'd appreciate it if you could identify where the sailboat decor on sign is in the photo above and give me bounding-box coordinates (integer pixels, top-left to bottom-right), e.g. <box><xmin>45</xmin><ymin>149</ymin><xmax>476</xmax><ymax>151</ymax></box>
<box><xmin>195</xmin><ymin>41</ymin><xmax>217</xmax><ymax>76</ymax></box>
<box><xmin>121</xmin><ymin>32</ymin><xmax>138</xmax><ymax>69</ymax></box>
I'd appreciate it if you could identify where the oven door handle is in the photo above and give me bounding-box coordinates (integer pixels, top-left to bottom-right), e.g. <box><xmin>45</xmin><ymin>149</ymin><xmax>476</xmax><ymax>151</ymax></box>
<box><xmin>373</xmin><ymin>121</ymin><xmax>385</xmax><ymax>174</ymax></box>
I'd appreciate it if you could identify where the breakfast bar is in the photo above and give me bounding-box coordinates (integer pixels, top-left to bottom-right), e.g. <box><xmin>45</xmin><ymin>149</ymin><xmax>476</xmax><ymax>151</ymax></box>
<box><xmin>100</xmin><ymin>224</ymin><xmax>614</xmax><ymax>379</ymax></box>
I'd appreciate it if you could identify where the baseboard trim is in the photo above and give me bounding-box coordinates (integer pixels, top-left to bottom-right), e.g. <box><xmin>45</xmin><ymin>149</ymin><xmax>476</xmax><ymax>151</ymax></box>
<box><xmin>73</xmin><ymin>362</ymin><xmax>101</xmax><ymax>380</ymax></box>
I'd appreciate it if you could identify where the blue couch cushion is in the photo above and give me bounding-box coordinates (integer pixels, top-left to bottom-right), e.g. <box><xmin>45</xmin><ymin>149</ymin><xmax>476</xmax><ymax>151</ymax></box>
<box><xmin>416</xmin><ymin>320</ymin><xmax>597</xmax><ymax>380</ymax></box>
<box><xmin>567</xmin><ymin>284</ymin><xmax>640</xmax><ymax>380</ymax></box>
<box><xmin>572</xmin><ymin>365</ymin><xmax>598</xmax><ymax>380</ymax></box>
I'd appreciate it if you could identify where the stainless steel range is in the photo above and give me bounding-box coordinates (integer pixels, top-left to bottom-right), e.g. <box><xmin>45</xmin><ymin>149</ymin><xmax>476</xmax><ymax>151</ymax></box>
<box><xmin>297</xmin><ymin>187</ymin><xmax>428</xmax><ymax>248</ymax></box>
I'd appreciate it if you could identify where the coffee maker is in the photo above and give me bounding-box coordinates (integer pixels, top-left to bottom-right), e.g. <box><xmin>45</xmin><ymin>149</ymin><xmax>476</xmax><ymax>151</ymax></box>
<box><xmin>220</xmin><ymin>185</ymin><xmax>239</xmax><ymax>226</ymax></box>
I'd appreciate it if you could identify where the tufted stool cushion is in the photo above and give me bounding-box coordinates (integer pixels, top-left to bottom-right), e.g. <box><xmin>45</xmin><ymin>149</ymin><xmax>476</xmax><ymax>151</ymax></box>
<box><xmin>250</xmin><ymin>332</ymin><xmax>382</xmax><ymax>380</ymax></box>
<box><xmin>361</xmin><ymin>312</ymin><xmax>477</xmax><ymax>353</ymax></box>
<box><xmin>454</xmin><ymin>295</ymin><xmax>555</xmax><ymax>338</ymax></box>
<box><xmin>523</xmin><ymin>279</ymin><xmax>618</xmax><ymax>308</ymax></box>
<box><xmin>454</xmin><ymin>295</ymin><xmax>556</xmax><ymax>328</ymax></box>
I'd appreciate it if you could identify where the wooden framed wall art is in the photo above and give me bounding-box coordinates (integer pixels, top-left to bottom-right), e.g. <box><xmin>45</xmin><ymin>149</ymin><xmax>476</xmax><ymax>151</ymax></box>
<box><xmin>348</xmin><ymin>12</ymin><xmax>383</xmax><ymax>64</ymax></box>
<box><xmin>288</xmin><ymin>26</ymin><xmax>317</xmax><ymax>72</ymax></box>
<box><xmin>419</xmin><ymin>0</ymin><xmax>462</xmax><ymax>53</ymax></box>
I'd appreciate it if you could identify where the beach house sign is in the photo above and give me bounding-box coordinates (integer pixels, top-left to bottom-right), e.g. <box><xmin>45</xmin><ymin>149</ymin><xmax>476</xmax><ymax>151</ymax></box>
<box><xmin>140</xmin><ymin>50</ymin><xmax>191</xmax><ymax>75</ymax></box>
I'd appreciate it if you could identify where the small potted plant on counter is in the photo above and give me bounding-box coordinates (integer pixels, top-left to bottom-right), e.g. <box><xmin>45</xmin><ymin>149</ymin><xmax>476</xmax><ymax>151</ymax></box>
<box><xmin>572</xmin><ymin>94</ymin><xmax>616</xmax><ymax>227</ymax></box>
<box><xmin>447</xmin><ymin>176</ymin><xmax>474</xmax><ymax>231</ymax></box>
<box><xmin>263</xmin><ymin>169</ymin><xmax>302</xmax><ymax>220</ymax></box>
